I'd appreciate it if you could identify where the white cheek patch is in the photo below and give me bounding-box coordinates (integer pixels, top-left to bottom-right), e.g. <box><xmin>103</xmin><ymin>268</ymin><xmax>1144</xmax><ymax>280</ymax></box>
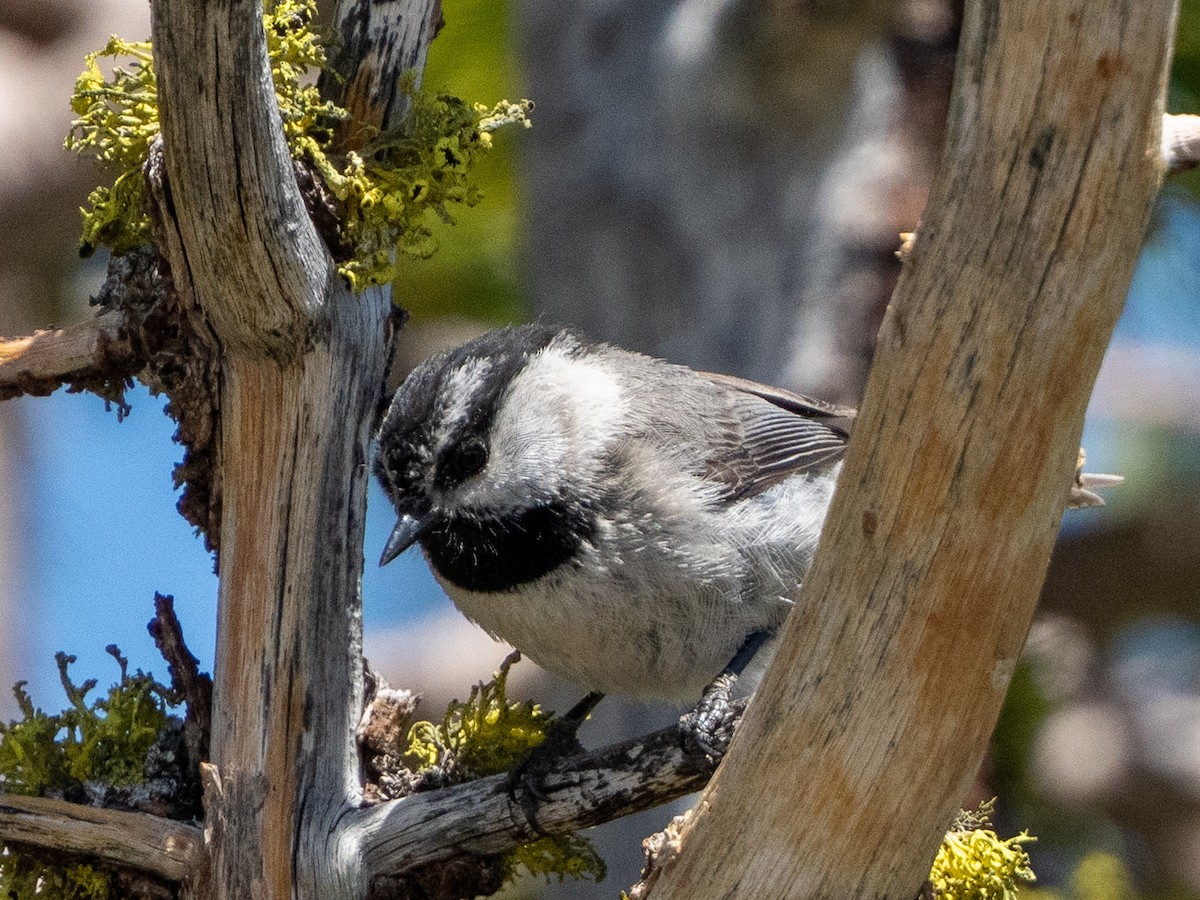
<box><xmin>463</xmin><ymin>347</ymin><xmax>627</xmax><ymax>504</ymax></box>
<box><xmin>513</xmin><ymin>351</ymin><xmax>624</xmax><ymax>454</ymax></box>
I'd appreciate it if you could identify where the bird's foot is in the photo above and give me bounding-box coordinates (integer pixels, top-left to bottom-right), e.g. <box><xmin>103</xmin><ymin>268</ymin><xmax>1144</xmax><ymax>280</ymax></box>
<box><xmin>678</xmin><ymin>672</ymin><xmax>743</xmax><ymax>763</ymax></box>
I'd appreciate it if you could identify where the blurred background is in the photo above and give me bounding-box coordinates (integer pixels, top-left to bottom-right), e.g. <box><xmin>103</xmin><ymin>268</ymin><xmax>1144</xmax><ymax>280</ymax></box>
<box><xmin>2</xmin><ymin>0</ymin><xmax>1200</xmax><ymax>896</ymax></box>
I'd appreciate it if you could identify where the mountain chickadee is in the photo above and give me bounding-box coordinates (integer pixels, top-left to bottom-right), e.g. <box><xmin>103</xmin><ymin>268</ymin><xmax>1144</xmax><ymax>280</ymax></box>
<box><xmin>374</xmin><ymin>324</ymin><xmax>853</xmax><ymax>706</ymax></box>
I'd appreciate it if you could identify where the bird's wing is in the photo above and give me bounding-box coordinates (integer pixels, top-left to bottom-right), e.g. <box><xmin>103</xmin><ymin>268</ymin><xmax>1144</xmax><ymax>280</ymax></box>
<box><xmin>696</xmin><ymin>371</ymin><xmax>858</xmax><ymax>420</ymax></box>
<box><xmin>694</xmin><ymin>372</ymin><xmax>855</xmax><ymax>503</ymax></box>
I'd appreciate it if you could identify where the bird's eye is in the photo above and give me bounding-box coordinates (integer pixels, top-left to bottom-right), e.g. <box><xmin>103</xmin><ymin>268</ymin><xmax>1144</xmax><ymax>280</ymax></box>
<box><xmin>439</xmin><ymin>438</ymin><xmax>489</xmax><ymax>486</ymax></box>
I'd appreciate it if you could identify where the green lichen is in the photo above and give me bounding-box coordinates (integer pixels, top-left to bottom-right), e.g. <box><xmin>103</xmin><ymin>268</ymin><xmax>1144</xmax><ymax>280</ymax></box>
<box><xmin>404</xmin><ymin>652</ymin><xmax>550</xmax><ymax>778</ymax></box>
<box><xmin>506</xmin><ymin>832</ymin><xmax>607</xmax><ymax>885</ymax></box>
<box><xmin>66</xmin><ymin>0</ymin><xmax>529</xmax><ymax>290</ymax></box>
<box><xmin>930</xmin><ymin>801</ymin><xmax>1037</xmax><ymax>899</ymax></box>
<box><xmin>404</xmin><ymin>654</ymin><xmax>605</xmax><ymax>887</ymax></box>
<box><xmin>0</xmin><ymin>647</ymin><xmax>169</xmax><ymax>796</ymax></box>
<box><xmin>313</xmin><ymin>87</ymin><xmax>532</xmax><ymax>289</ymax></box>
<box><xmin>0</xmin><ymin>649</ymin><xmax>172</xmax><ymax>900</ymax></box>
<box><xmin>66</xmin><ymin>36</ymin><xmax>156</xmax><ymax>255</ymax></box>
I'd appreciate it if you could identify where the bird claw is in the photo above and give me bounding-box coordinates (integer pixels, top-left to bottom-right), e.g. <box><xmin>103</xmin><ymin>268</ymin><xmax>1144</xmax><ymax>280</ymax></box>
<box><xmin>505</xmin><ymin>755</ymin><xmax>557</xmax><ymax>835</ymax></box>
<box><xmin>678</xmin><ymin>672</ymin><xmax>742</xmax><ymax>763</ymax></box>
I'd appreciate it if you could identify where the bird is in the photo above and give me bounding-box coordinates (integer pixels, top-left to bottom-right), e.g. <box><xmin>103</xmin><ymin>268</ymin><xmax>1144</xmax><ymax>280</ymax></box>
<box><xmin>373</xmin><ymin>323</ymin><xmax>853</xmax><ymax>709</ymax></box>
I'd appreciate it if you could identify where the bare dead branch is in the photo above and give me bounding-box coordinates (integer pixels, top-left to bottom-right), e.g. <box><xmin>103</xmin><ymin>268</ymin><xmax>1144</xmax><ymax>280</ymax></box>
<box><xmin>0</xmin><ymin>245</ymin><xmax>223</xmax><ymax>549</ymax></box>
<box><xmin>153</xmin><ymin>0</ymin><xmax>334</xmax><ymax>361</ymax></box>
<box><xmin>147</xmin><ymin>0</ymin><xmax>438</xmax><ymax>893</ymax></box>
<box><xmin>0</xmin><ymin>310</ymin><xmax>134</xmax><ymax>403</ymax></box>
<box><xmin>349</xmin><ymin>718</ymin><xmax>727</xmax><ymax>884</ymax></box>
<box><xmin>0</xmin><ymin>793</ymin><xmax>201</xmax><ymax>882</ymax></box>
<box><xmin>148</xmin><ymin>593</ymin><xmax>213</xmax><ymax>796</ymax></box>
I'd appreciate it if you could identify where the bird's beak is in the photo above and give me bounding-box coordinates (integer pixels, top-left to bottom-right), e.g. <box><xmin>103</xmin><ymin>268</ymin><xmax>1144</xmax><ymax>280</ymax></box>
<box><xmin>379</xmin><ymin>513</ymin><xmax>432</xmax><ymax>566</ymax></box>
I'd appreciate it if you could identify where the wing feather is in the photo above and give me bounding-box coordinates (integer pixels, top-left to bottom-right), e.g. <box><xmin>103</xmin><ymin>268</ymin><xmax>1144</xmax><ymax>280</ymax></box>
<box><xmin>696</xmin><ymin>372</ymin><xmax>854</xmax><ymax>502</ymax></box>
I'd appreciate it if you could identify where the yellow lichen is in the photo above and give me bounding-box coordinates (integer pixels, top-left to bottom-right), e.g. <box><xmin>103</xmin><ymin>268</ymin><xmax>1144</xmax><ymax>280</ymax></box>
<box><xmin>403</xmin><ymin>654</ymin><xmax>605</xmax><ymax>887</ymax></box>
<box><xmin>404</xmin><ymin>651</ymin><xmax>549</xmax><ymax>778</ymax></box>
<box><xmin>65</xmin><ymin>0</ymin><xmax>529</xmax><ymax>289</ymax></box>
<box><xmin>930</xmin><ymin>801</ymin><xmax>1037</xmax><ymax>899</ymax></box>
<box><xmin>0</xmin><ymin>649</ymin><xmax>173</xmax><ymax>900</ymax></box>
<box><xmin>66</xmin><ymin>36</ymin><xmax>157</xmax><ymax>255</ymax></box>
<box><xmin>507</xmin><ymin>833</ymin><xmax>606</xmax><ymax>885</ymax></box>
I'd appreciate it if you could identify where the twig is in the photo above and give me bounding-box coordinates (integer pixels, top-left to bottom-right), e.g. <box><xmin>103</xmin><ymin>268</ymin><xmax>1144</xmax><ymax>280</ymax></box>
<box><xmin>0</xmin><ymin>793</ymin><xmax>202</xmax><ymax>882</ymax></box>
<box><xmin>148</xmin><ymin>593</ymin><xmax>213</xmax><ymax>773</ymax></box>
<box><xmin>0</xmin><ymin>309</ymin><xmax>137</xmax><ymax>404</ymax></box>
<box><xmin>0</xmin><ymin>248</ymin><xmax>176</xmax><ymax>408</ymax></box>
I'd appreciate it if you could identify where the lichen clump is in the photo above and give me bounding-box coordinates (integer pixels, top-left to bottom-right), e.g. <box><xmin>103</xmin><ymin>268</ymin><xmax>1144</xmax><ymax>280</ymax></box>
<box><xmin>929</xmin><ymin>801</ymin><xmax>1037</xmax><ymax>899</ymax></box>
<box><xmin>0</xmin><ymin>649</ymin><xmax>173</xmax><ymax>900</ymax></box>
<box><xmin>0</xmin><ymin>649</ymin><xmax>168</xmax><ymax>796</ymax></box>
<box><xmin>66</xmin><ymin>36</ymin><xmax>157</xmax><ymax>256</ymax></box>
<box><xmin>404</xmin><ymin>654</ymin><xmax>607</xmax><ymax>886</ymax></box>
<box><xmin>66</xmin><ymin>0</ymin><xmax>530</xmax><ymax>289</ymax></box>
<box><xmin>405</xmin><ymin>652</ymin><xmax>550</xmax><ymax>779</ymax></box>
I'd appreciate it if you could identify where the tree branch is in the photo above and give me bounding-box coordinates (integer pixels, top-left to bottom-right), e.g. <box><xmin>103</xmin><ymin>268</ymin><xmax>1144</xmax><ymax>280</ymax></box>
<box><xmin>0</xmin><ymin>793</ymin><xmax>201</xmax><ymax>883</ymax></box>
<box><xmin>322</xmin><ymin>0</ymin><xmax>442</xmax><ymax>150</ymax></box>
<box><xmin>349</xmin><ymin>719</ymin><xmax>726</xmax><ymax>883</ymax></box>
<box><xmin>148</xmin><ymin>0</ymin><xmax>436</xmax><ymax>895</ymax></box>
<box><xmin>646</xmin><ymin>1</ymin><xmax>1178</xmax><ymax>897</ymax></box>
<box><xmin>148</xmin><ymin>594</ymin><xmax>212</xmax><ymax>741</ymax></box>
<box><xmin>152</xmin><ymin>0</ymin><xmax>332</xmax><ymax>361</ymax></box>
<box><xmin>0</xmin><ymin>310</ymin><xmax>133</xmax><ymax>402</ymax></box>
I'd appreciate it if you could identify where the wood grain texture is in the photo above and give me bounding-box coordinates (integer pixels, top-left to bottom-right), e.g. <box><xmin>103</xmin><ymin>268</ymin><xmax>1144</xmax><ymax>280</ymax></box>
<box><xmin>152</xmin><ymin>0</ymin><xmax>333</xmax><ymax>360</ymax></box>
<box><xmin>322</xmin><ymin>0</ymin><xmax>442</xmax><ymax>151</ymax></box>
<box><xmin>0</xmin><ymin>793</ymin><xmax>201</xmax><ymax>882</ymax></box>
<box><xmin>349</xmin><ymin>717</ymin><xmax>724</xmax><ymax>881</ymax></box>
<box><xmin>148</xmin><ymin>0</ymin><xmax>433</xmax><ymax>896</ymax></box>
<box><xmin>645</xmin><ymin>1</ymin><xmax>1177</xmax><ymax>898</ymax></box>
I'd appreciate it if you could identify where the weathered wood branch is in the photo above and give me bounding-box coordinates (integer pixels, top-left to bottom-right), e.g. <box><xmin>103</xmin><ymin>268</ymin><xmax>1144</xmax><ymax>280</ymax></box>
<box><xmin>349</xmin><ymin>715</ymin><xmax>735</xmax><ymax>882</ymax></box>
<box><xmin>0</xmin><ymin>684</ymin><xmax>727</xmax><ymax>895</ymax></box>
<box><xmin>152</xmin><ymin>1</ymin><xmax>333</xmax><ymax>360</ymax></box>
<box><xmin>0</xmin><ymin>310</ymin><xmax>131</xmax><ymax>401</ymax></box>
<box><xmin>0</xmin><ymin>793</ymin><xmax>201</xmax><ymax>883</ymax></box>
<box><xmin>0</xmin><ymin>248</ymin><xmax>169</xmax><ymax>404</ymax></box>
<box><xmin>147</xmin><ymin>0</ymin><xmax>434</xmax><ymax>896</ymax></box>
<box><xmin>645</xmin><ymin>1</ymin><xmax>1178</xmax><ymax>898</ymax></box>
<box><xmin>322</xmin><ymin>0</ymin><xmax>442</xmax><ymax>151</ymax></box>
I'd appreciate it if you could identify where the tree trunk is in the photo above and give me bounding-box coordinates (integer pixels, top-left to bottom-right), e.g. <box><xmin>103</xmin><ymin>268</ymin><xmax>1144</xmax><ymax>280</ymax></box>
<box><xmin>148</xmin><ymin>0</ymin><xmax>435</xmax><ymax>895</ymax></box>
<box><xmin>643</xmin><ymin>1</ymin><xmax>1178</xmax><ymax>897</ymax></box>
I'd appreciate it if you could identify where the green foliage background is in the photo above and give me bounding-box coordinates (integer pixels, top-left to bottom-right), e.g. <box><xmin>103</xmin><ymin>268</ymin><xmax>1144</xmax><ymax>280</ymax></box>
<box><xmin>398</xmin><ymin>0</ymin><xmax>526</xmax><ymax>325</ymax></box>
